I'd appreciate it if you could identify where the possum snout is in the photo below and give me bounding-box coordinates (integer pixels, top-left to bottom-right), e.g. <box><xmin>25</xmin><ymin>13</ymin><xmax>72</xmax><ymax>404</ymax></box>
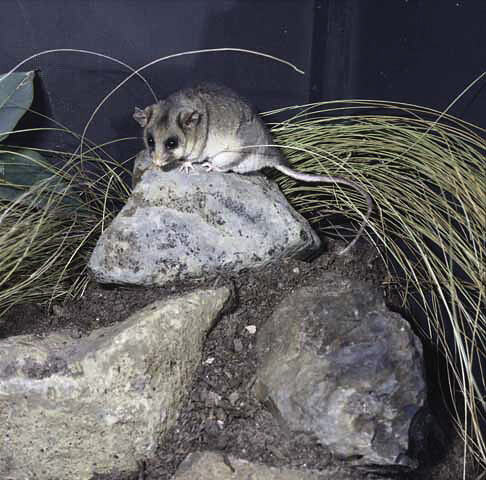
<box><xmin>152</xmin><ymin>151</ymin><xmax>166</xmax><ymax>167</ymax></box>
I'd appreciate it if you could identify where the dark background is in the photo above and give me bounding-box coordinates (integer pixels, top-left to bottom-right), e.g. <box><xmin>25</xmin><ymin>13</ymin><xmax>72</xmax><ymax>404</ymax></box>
<box><xmin>1</xmin><ymin>0</ymin><xmax>484</xmax><ymax>162</ymax></box>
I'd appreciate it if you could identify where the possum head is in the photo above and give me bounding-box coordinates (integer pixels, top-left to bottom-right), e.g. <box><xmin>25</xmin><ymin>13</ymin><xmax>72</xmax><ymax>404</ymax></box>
<box><xmin>133</xmin><ymin>99</ymin><xmax>206</xmax><ymax>168</ymax></box>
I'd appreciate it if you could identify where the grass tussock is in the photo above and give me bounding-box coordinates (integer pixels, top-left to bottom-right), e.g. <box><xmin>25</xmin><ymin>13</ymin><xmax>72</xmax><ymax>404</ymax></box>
<box><xmin>0</xmin><ymin>129</ymin><xmax>133</xmax><ymax>314</ymax></box>
<box><xmin>265</xmin><ymin>98</ymin><xmax>485</xmax><ymax>474</ymax></box>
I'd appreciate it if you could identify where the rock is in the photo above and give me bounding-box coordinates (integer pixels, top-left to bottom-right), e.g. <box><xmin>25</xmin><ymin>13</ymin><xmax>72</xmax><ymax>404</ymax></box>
<box><xmin>172</xmin><ymin>450</ymin><xmax>386</xmax><ymax>480</ymax></box>
<box><xmin>0</xmin><ymin>286</ymin><xmax>231</xmax><ymax>480</ymax></box>
<box><xmin>256</xmin><ymin>274</ymin><xmax>426</xmax><ymax>467</ymax></box>
<box><xmin>89</xmin><ymin>160</ymin><xmax>320</xmax><ymax>286</ymax></box>
<box><xmin>132</xmin><ymin>148</ymin><xmax>151</xmax><ymax>189</ymax></box>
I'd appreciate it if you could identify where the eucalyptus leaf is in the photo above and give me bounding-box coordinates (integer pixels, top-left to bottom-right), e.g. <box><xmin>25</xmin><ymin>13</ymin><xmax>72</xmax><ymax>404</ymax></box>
<box><xmin>0</xmin><ymin>148</ymin><xmax>82</xmax><ymax>208</ymax></box>
<box><xmin>0</xmin><ymin>70</ymin><xmax>35</xmax><ymax>142</ymax></box>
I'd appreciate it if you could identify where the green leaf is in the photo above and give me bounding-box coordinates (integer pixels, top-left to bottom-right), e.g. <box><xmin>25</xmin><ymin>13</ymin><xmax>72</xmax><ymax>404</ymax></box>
<box><xmin>0</xmin><ymin>148</ymin><xmax>82</xmax><ymax>208</ymax></box>
<box><xmin>0</xmin><ymin>71</ymin><xmax>35</xmax><ymax>142</ymax></box>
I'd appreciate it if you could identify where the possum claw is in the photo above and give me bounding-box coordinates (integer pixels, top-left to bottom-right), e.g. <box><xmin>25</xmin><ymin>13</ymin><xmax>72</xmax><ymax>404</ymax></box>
<box><xmin>179</xmin><ymin>161</ymin><xmax>195</xmax><ymax>174</ymax></box>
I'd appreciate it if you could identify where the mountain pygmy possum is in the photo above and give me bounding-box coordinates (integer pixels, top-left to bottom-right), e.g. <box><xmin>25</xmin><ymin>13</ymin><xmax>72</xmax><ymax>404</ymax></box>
<box><xmin>133</xmin><ymin>83</ymin><xmax>372</xmax><ymax>254</ymax></box>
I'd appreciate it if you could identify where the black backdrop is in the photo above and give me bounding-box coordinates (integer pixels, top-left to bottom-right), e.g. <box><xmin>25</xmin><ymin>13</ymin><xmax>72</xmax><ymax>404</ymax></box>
<box><xmin>1</xmin><ymin>0</ymin><xmax>484</xmax><ymax>162</ymax></box>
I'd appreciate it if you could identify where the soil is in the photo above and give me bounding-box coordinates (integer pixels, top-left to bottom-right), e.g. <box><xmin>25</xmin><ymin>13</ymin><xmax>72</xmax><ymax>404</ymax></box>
<box><xmin>0</xmin><ymin>239</ymin><xmax>481</xmax><ymax>480</ymax></box>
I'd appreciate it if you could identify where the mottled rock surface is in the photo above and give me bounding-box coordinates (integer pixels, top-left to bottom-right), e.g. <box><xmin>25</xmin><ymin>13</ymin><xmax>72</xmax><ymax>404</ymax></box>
<box><xmin>89</xmin><ymin>161</ymin><xmax>320</xmax><ymax>286</ymax></box>
<box><xmin>0</xmin><ymin>286</ymin><xmax>231</xmax><ymax>480</ymax></box>
<box><xmin>256</xmin><ymin>273</ymin><xmax>426</xmax><ymax>467</ymax></box>
<box><xmin>172</xmin><ymin>451</ymin><xmax>389</xmax><ymax>480</ymax></box>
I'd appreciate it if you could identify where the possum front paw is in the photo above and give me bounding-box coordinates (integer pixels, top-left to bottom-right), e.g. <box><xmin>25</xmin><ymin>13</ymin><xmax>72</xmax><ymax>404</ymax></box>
<box><xmin>179</xmin><ymin>160</ymin><xmax>195</xmax><ymax>174</ymax></box>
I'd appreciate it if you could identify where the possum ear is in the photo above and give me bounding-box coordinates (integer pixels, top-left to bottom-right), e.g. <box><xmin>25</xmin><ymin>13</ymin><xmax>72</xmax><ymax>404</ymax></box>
<box><xmin>177</xmin><ymin>109</ymin><xmax>201</xmax><ymax>131</ymax></box>
<box><xmin>133</xmin><ymin>106</ymin><xmax>152</xmax><ymax>127</ymax></box>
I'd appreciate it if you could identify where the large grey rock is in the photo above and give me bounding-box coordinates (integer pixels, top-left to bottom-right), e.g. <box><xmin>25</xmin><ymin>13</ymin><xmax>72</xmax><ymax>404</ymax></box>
<box><xmin>172</xmin><ymin>451</ymin><xmax>389</xmax><ymax>480</ymax></box>
<box><xmin>256</xmin><ymin>274</ymin><xmax>426</xmax><ymax>467</ymax></box>
<box><xmin>89</xmin><ymin>160</ymin><xmax>320</xmax><ymax>286</ymax></box>
<box><xmin>0</xmin><ymin>286</ymin><xmax>230</xmax><ymax>480</ymax></box>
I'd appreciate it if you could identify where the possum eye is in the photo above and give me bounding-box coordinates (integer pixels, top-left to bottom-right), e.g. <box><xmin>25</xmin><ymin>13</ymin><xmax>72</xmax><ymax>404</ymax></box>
<box><xmin>164</xmin><ymin>136</ymin><xmax>179</xmax><ymax>150</ymax></box>
<box><xmin>146</xmin><ymin>134</ymin><xmax>155</xmax><ymax>150</ymax></box>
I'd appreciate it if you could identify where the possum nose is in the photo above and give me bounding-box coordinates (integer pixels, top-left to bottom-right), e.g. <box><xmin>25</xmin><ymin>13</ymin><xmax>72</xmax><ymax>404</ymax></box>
<box><xmin>153</xmin><ymin>151</ymin><xmax>164</xmax><ymax>167</ymax></box>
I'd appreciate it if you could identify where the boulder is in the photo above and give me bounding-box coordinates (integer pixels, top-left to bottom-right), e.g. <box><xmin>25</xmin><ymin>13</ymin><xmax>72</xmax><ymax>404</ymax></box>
<box><xmin>256</xmin><ymin>274</ymin><xmax>425</xmax><ymax>467</ymax></box>
<box><xmin>0</xmin><ymin>286</ymin><xmax>231</xmax><ymax>479</ymax></box>
<box><xmin>89</xmin><ymin>161</ymin><xmax>320</xmax><ymax>286</ymax></box>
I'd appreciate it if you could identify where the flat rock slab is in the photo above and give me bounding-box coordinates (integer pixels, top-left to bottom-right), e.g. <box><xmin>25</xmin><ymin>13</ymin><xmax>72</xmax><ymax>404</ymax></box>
<box><xmin>89</xmin><ymin>165</ymin><xmax>320</xmax><ymax>286</ymax></box>
<box><xmin>0</xmin><ymin>286</ymin><xmax>231</xmax><ymax>480</ymax></box>
<box><xmin>173</xmin><ymin>451</ymin><xmax>388</xmax><ymax>480</ymax></box>
<box><xmin>256</xmin><ymin>274</ymin><xmax>426</xmax><ymax>467</ymax></box>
